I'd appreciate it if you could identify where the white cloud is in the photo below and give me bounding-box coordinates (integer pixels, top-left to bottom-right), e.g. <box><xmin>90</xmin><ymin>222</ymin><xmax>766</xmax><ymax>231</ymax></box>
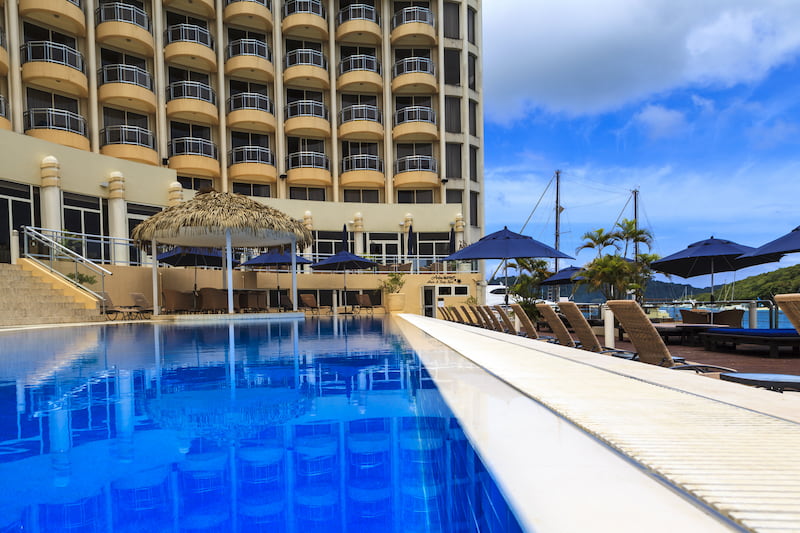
<box><xmin>631</xmin><ymin>105</ymin><xmax>688</xmax><ymax>139</ymax></box>
<box><xmin>483</xmin><ymin>1</ymin><xmax>800</xmax><ymax>122</ymax></box>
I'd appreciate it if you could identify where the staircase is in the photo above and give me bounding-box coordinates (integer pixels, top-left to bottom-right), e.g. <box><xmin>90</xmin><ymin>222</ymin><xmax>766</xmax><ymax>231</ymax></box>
<box><xmin>0</xmin><ymin>263</ymin><xmax>104</xmax><ymax>327</ymax></box>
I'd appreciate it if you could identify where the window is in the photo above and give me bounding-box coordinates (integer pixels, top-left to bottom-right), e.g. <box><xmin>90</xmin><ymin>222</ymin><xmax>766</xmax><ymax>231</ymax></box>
<box><xmin>287</xmin><ymin>137</ymin><xmax>325</xmax><ymax>153</ymax></box>
<box><xmin>104</xmin><ymin>108</ymin><xmax>148</xmax><ymax>128</ymax></box>
<box><xmin>341</xmin><ymin>141</ymin><xmax>378</xmax><ymax>157</ymax></box>
<box><xmin>469</xmin><ymin>145</ymin><xmax>479</xmax><ymax>182</ymax></box>
<box><xmin>340</xmin><ymin>45</ymin><xmax>376</xmax><ymax>60</ymax></box>
<box><xmin>168</xmin><ymin>66</ymin><xmax>209</xmax><ymax>84</ymax></box>
<box><xmin>445</xmin><ymin>143</ymin><xmax>462</xmax><ymax>179</ymax></box>
<box><xmin>395</xmin><ymin>95</ymin><xmax>431</xmax><ymax>111</ymax></box>
<box><xmin>177</xmin><ymin>176</ymin><xmax>213</xmax><ymax>191</ymax></box>
<box><xmin>397</xmin><ymin>189</ymin><xmax>433</xmax><ymax>204</ymax></box>
<box><xmin>24</xmin><ymin>23</ymin><xmax>76</xmax><ymax>47</ymax></box>
<box><xmin>342</xmin><ymin>93</ymin><xmax>377</xmax><ymax>107</ymax></box>
<box><xmin>438</xmin><ymin>286</ymin><xmax>452</xmax><ymax>296</ymax></box>
<box><xmin>467</xmin><ymin>7</ymin><xmax>476</xmax><ymax>44</ymax></box>
<box><xmin>444</xmin><ymin>49</ymin><xmax>460</xmax><ymax>86</ymax></box>
<box><xmin>445</xmin><ymin>96</ymin><xmax>461</xmax><ymax>133</ymax></box>
<box><xmin>166</xmin><ymin>11</ymin><xmax>207</xmax><ymax>28</ymax></box>
<box><xmin>286</xmin><ymin>39</ymin><xmax>322</xmax><ymax>52</ymax></box>
<box><xmin>230</xmin><ymin>79</ymin><xmax>268</xmax><ymax>96</ymax></box>
<box><xmin>63</xmin><ymin>192</ymin><xmax>105</xmax><ymax>258</ymax></box>
<box><xmin>446</xmin><ymin>189</ymin><xmax>462</xmax><ymax>204</ymax></box>
<box><xmin>443</xmin><ymin>2</ymin><xmax>459</xmax><ymax>38</ymax></box>
<box><xmin>343</xmin><ymin>189</ymin><xmax>380</xmax><ymax>203</ymax></box>
<box><xmin>290</xmin><ymin>187</ymin><xmax>326</xmax><ymax>201</ymax></box>
<box><xmin>287</xmin><ymin>88</ymin><xmax>324</xmax><ymax>103</ymax></box>
<box><xmin>454</xmin><ymin>286</ymin><xmax>469</xmax><ymax>296</ymax></box>
<box><xmin>100</xmin><ymin>48</ymin><xmax>146</xmax><ymax>69</ymax></box>
<box><xmin>170</xmin><ymin>121</ymin><xmax>211</xmax><ymax>140</ymax></box>
<box><xmin>228</xmin><ymin>28</ymin><xmax>265</xmax><ymax>42</ymax></box>
<box><xmin>470</xmin><ymin>191</ymin><xmax>479</xmax><ymax>227</ymax></box>
<box><xmin>27</xmin><ymin>88</ymin><xmax>79</xmax><ymax>114</ymax></box>
<box><xmin>396</xmin><ymin>143</ymin><xmax>432</xmax><ymax>157</ymax></box>
<box><xmin>231</xmin><ymin>131</ymin><xmax>269</xmax><ymax>148</ymax></box>
<box><xmin>232</xmin><ymin>182</ymin><xmax>270</xmax><ymax>197</ymax></box>
<box><xmin>394</xmin><ymin>48</ymin><xmax>430</xmax><ymax>61</ymax></box>
<box><xmin>469</xmin><ymin>99</ymin><xmax>478</xmax><ymax>136</ymax></box>
<box><xmin>468</xmin><ymin>53</ymin><xmax>477</xmax><ymax>90</ymax></box>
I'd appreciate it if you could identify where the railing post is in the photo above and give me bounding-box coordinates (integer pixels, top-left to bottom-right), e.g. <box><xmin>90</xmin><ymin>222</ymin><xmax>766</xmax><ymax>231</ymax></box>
<box><xmin>748</xmin><ymin>301</ymin><xmax>758</xmax><ymax>329</ymax></box>
<box><xmin>603</xmin><ymin>305</ymin><xmax>615</xmax><ymax>349</ymax></box>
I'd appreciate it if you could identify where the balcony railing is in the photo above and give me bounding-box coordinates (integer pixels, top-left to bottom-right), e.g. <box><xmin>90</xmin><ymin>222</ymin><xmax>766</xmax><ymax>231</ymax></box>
<box><xmin>66</xmin><ymin>0</ymin><xmax>82</xmax><ymax>7</ymax></box>
<box><xmin>283</xmin><ymin>0</ymin><xmax>325</xmax><ymax>18</ymax></box>
<box><xmin>285</xmin><ymin>100</ymin><xmax>329</xmax><ymax>120</ymax></box>
<box><xmin>164</xmin><ymin>24</ymin><xmax>214</xmax><ymax>48</ymax></box>
<box><xmin>21</xmin><ymin>41</ymin><xmax>85</xmax><ymax>73</ymax></box>
<box><xmin>101</xmin><ymin>125</ymin><xmax>155</xmax><ymax>149</ymax></box>
<box><xmin>227</xmin><ymin>92</ymin><xmax>273</xmax><ymax>113</ymax></box>
<box><xmin>0</xmin><ymin>95</ymin><xmax>7</xmax><ymax>119</ymax></box>
<box><xmin>169</xmin><ymin>137</ymin><xmax>218</xmax><ymax>159</ymax></box>
<box><xmin>95</xmin><ymin>2</ymin><xmax>151</xmax><ymax>32</ymax></box>
<box><xmin>229</xmin><ymin>146</ymin><xmax>275</xmax><ymax>166</ymax></box>
<box><xmin>24</xmin><ymin>108</ymin><xmax>87</xmax><ymax>136</ymax></box>
<box><xmin>167</xmin><ymin>81</ymin><xmax>217</xmax><ymax>104</ymax></box>
<box><xmin>225</xmin><ymin>0</ymin><xmax>271</xmax><ymax>9</ymax></box>
<box><xmin>284</xmin><ymin>48</ymin><xmax>327</xmax><ymax>70</ymax></box>
<box><xmin>392</xmin><ymin>57</ymin><xmax>434</xmax><ymax>77</ymax></box>
<box><xmin>339</xmin><ymin>104</ymin><xmax>382</xmax><ymax>125</ymax></box>
<box><xmin>0</xmin><ymin>30</ymin><xmax>6</xmax><ymax>48</ymax></box>
<box><xmin>338</xmin><ymin>54</ymin><xmax>380</xmax><ymax>76</ymax></box>
<box><xmin>342</xmin><ymin>154</ymin><xmax>382</xmax><ymax>173</ymax></box>
<box><xmin>394</xmin><ymin>155</ymin><xmax>437</xmax><ymax>174</ymax></box>
<box><xmin>286</xmin><ymin>151</ymin><xmax>329</xmax><ymax>170</ymax></box>
<box><xmin>226</xmin><ymin>38</ymin><xmax>272</xmax><ymax>61</ymax></box>
<box><xmin>98</xmin><ymin>64</ymin><xmax>153</xmax><ymax>90</ymax></box>
<box><xmin>391</xmin><ymin>6</ymin><xmax>434</xmax><ymax>28</ymax></box>
<box><xmin>394</xmin><ymin>106</ymin><xmax>435</xmax><ymax>126</ymax></box>
<box><xmin>336</xmin><ymin>4</ymin><xmax>379</xmax><ymax>25</ymax></box>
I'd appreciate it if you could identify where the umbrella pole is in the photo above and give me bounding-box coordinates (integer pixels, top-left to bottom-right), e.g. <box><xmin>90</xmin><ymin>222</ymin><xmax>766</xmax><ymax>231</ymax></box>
<box><xmin>291</xmin><ymin>238</ymin><xmax>298</xmax><ymax>312</ymax></box>
<box><xmin>225</xmin><ymin>229</ymin><xmax>234</xmax><ymax>314</ymax></box>
<box><xmin>151</xmin><ymin>240</ymin><xmax>159</xmax><ymax>316</ymax></box>
<box><xmin>504</xmin><ymin>260</ymin><xmax>509</xmax><ymax>306</ymax></box>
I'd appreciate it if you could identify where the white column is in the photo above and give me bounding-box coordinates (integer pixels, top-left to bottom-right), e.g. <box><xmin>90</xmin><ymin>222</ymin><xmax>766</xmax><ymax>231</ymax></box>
<box><xmin>604</xmin><ymin>305</ymin><xmax>615</xmax><ymax>349</ymax></box>
<box><xmin>85</xmin><ymin>0</ymin><xmax>100</xmax><ymax>152</ymax></box>
<box><xmin>226</xmin><ymin>229</ymin><xmax>234</xmax><ymax>313</ymax></box>
<box><xmin>291</xmin><ymin>237</ymin><xmax>298</xmax><ymax>311</ymax></box>
<box><xmin>353</xmin><ymin>212</ymin><xmax>364</xmax><ymax>255</ymax></box>
<box><xmin>151</xmin><ymin>239</ymin><xmax>160</xmax><ymax>316</ymax></box>
<box><xmin>6</xmin><ymin>0</ymin><xmax>23</xmax><ymax>132</ymax></box>
<box><xmin>215</xmin><ymin>0</ymin><xmax>228</xmax><ymax>192</ymax></box>
<box><xmin>40</xmin><ymin>156</ymin><xmax>62</xmax><ymax>232</ymax></box>
<box><xmin>107</xmin><ymin>172</ymin><xmax>129</xmax><ymax>264</ymax></box>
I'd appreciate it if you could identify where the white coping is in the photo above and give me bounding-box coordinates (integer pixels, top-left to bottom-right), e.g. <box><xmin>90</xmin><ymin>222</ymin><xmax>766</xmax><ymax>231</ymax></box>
<box><xmin>396</xmin><ymin>314</ymin><xmax>800</xmax><ymax>533</ymax></box>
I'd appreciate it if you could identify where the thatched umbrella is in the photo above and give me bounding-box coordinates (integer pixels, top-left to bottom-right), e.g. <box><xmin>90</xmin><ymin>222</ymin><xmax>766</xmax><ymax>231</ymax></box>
<box><xmin>132</xmin><ymin>191</ymin><xmax>312</xmax><ymax>314</ymax></box>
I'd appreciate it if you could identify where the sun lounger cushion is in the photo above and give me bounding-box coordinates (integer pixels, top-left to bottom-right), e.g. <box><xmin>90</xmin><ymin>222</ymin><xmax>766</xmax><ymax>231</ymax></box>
<box><xmin>705</xmin><ymin>328</ymin><xmax>799</xmax><ymax>337</ymax></box>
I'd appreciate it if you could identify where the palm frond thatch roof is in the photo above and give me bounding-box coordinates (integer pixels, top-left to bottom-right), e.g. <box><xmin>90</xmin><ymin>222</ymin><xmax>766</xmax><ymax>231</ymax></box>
<box><xmin>131</xmin><ymin>191</ymin><xmax>312</xmax><ymax>248</ymax></box>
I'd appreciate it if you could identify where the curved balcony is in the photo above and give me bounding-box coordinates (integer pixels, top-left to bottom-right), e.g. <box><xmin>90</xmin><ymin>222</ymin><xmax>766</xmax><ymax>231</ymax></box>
<box><xmin>285</xmin><ymin>151</ymin><xmax>331</xmax><ymax>186</ymax></box>
<box><xmin>21</xmin><ymin>41</ymin><xmax>88</xmax><ymax>97</ymax></box>
<box><xmin>100</xmin><ymin>125</ymin><xmax>159</xmax><ymax>165</ymax></box>
<box><xmin>391</xmin><ymin>57</ymin><xmax>437</xmax><ymax>94</ymax></box>
<box><xmin>224</xmin><ymin>0</ymin><xmax>273</xmax><ymax>32</ymax></box>
<box><xmin>169</xmin><ymin>137</ymin><xmax>220</xmax><ymax>178</ymax></box>
<box><xmin>228</xmin><ymin>146</ymin><xmax>277</xmax><ymax>182</ymax></box>
<box><xmin>163</xmin><ymin>0</ymin><xmax>215</xmax><ymax>19</ymax></box>
<box><xmin>95</xmin><ymin>3</ymin><xmax>154</xmax><ymax>57</ymax></box>
<box><xmin>282</xmin><ymin>0</ymin><xmax>327</xmax><ymax>40</ymax></box>
<box><xmin>336</xmin><ymin>4</ymin><xmax>380</xmax><ymax>44</ymax></box>
<box><xmin>391</xmin><ymin>6</ymin><xmax>436</xmax><ymax>46</ymax></box>
<box><xmin>340</xmin><ymin>155</ymin><xmax>384</xmax><ymax>187</ymax></box>
<box><xmin>164</xmin><ymin>24</ymin><xmax>216</xmax><ymax>72</ymax></box>
<box><xmin>337</xmin><ymin>54</ymin><xmax>382</xmax><ymax>92</ymax></box>
<box><xmin>284</xmin><ymin>100</ymin><xmax>330</xmax><ymax>137</ymax></box>
<box><xmin>19</xmin><ymin>0</ymin><xmax>86</xmax><ymax>37</ymax></box>
<box><xmin>24</xmin><ymin>108</ymin><xmax>90</xmax><ymax>151</ymax></box>
<box><xmin>225</xmin><ymin>39</ymin><xmax>274</xmax><ymax>82</ymax></box>
<box><xmin>393</xmin><ymin>155</ymin><xmax>438</xmax><ymax>188</ymax></box>
<box><xmin>392</xmin><ymin>106</ymin><xmax>437</xmax><ymax>141</ymax></box>
<box><xmin>283</xmin><ymin>48</ymin><xmax>329</xmax><ymax>89</ymax></box>
<box><xmin>227</xmin><ymin>92</ymin><xmax>275</xmax><ymax>132</ymax></box>
<box><xmin>338</xmin><ymin>104</ymin><xmax>383</xmax><ymax>141</ymax></box>
<box><xmin>98</xmin><ymin>64</ymin><xmax>156</xmax><ymax>114</ymax></box>
<box><xmin>0</xmin><ymin>96</ymin><xmax>10</xmax><ymax>131</ymax></box>
<box><xmin>0</xmin><ymin>42</ymin><xmax>8</xmax><ymax>76</ymax></box>
<box><xmin>166</xmin><ymin>81</ymin><xmax>219</xmax><ymax>124</ymax></box>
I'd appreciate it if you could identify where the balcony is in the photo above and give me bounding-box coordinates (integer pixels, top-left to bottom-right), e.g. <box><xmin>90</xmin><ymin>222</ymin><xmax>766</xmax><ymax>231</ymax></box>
<box><xmin>95</xmin><ymin>3</ymin><xmax>154</xmax><ymax>57</ymax></box>
<box><xmin>225</xmin><ymin>39</ymin><xmax>274</xmax><ymax>82</ymax></box>
<box><xmin>285</xmin><ymin>151</ymin><xmax>331</xmax><ymax>186</ymax></box>
<box><xmin>100</xmin><ymin>125</ymin><xmax>158</xmax><ymax>165</ymax></box>
<box><xmin>21</xmin><ymin>41</ymin><xmax>88</xmax><ymax>97</ymax></box>
<box><xmin>164</xmin><ymin>24</ymin><xmax>216</xmax><ymax>72</ymax></box>
<box><xmin>393</xmin><ymin>155</ymin><xmax>438</xmax><ymax>188</ymax></box>
<box><xmin>340</xmin><ymin>154</ymin><xmax>384</xmax><ymax>187</ymax></box>
<box><xmin>338</xmin><ymin>104</ymin><xmax>383</xmax><ymax>141</ymax></box>
<box><xmin>19</xmin><ymin>0</ymin><xmax>86</xmax><ymax>37</ymax></box>
<box><xmin>284</xmin><ymin>48</ymin><xmax>329</xmax><ymax>89</ymax></box>
<box><xmin>166</xmin><ymin>81</ymin><xmax>219</xmax><ymax>125</ymax></box>
<box><xmin>24</xmin><ymin>108</ymin><xmax>90</xmax><ymax>151</ymax></box>
<box><xmin>227</xmin><ymin>92</ymin><xmax>275</xmax><ymax>132</ymax></box>
<box><xmin>169</xmin><ymin>137</ymin><xmax>220</xmax><ymax>178</ymax></box>
<box><xmin>335</xmin><ymin>4</ymin><xmax>380</xmax><ymax>44</ymax></box>
<box><xmin>392</xmin><ymin>106</ymin><xmax>437</xmax><ymax>141</ymax></box>
<box><xmin>391</xmin><ymin>6</ymin><xmax>435</xmax><ymax>46</ymax></box>
<box><xmin>0</xmin><ymin>33</ymin><xmax>8</xmax><ymax>75</ymax></box>
<box><xmin>98</xmin><ymin>64</ymin><xmax>156</xmax><ymax>114</ymax></box>
<box><xmin>224</xmin><ymin>0</ymin><xmax>273</xmax><ymax>32</ymax></box>
<box><xmin>163</xmin><ymin>0</ymin><xmax>215</xmax><ymax>19</ymax></box>
<box><xmin>284</xmin><ymin>100</ymin><xmax>330</xmax><ymax>137</ymax></box>
<box><xmin>282</xmin><ymin>0</ymin><xmax>327</xmax><ymax>40</ymax></box>
<box><xmin>337</xmin><ymin>54</ymin><xmax>381</xmax><ymax>92</ymax></box>
<box><xmin>0</xmin><ymin>96</ymin><xmax>10</xmax><ymax>131</ymax></box>
<box><xmin>391</xmin><ymin>57</ymin><xmax>437</xmax><ymax>94</ymax></box>
<box><xmin>228</xmin><ymin>146</ymin><xmax>277</xmax><ymax>182</ymax></box>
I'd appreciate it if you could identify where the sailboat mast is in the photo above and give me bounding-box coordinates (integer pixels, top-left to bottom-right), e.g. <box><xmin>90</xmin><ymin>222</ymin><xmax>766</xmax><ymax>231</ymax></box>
<box><xmin>632</xmin><ymin>188</ymin><xmax>639</xmax><ymax>261</ymax></box>
<box><xmin>554</xmin><ymin>170</ymin><xmax>561</xmax><ymax>273</ymax></box>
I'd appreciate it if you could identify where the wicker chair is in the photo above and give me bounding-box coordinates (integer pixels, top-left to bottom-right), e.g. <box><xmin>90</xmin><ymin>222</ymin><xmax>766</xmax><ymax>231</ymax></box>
<box><xmin>535</xmin><ymin>303</ymin><xmax>576</xmax><ymax>347</ymax></box>
<box><xmin>162</xmin><ymin>288</ymin><xmax>194</xmax><ymax>313</ymax></box>
<box><xmin>509</xmin><ymin>304</ymin><xmax>540</xmax><ymax>339</ymax></box>
<box><xmin>130</xmin><ymin>292</ymin><xmax>154</xmax><ymax>317</ymax></box>
<box><xmin>460</xmin><ymin>305</ymin><xmax>481</xmax><ymax>326</ymax></box>
<box><xmin>680</xmin><ymin>309</ymin><xmax>710</xmax><ymax>324</ymax></box>
<box><xmin>775</xmin><ymin>294</ymin><xmax>800</xmax><ymax>331</ymax></box>
<box><xmin>198</xmin><ymin>288</ymin><xmax>227</xmax><ymax>313</ymax></box>
<box><xmin>355</xmin><ymin>294</ymin><xmax>375</xmax><ymax>314</ymax></box>
<box><xmin>711</xmin><ymin>309</ymin><xmax>744</xmax><ymax>327</ymax></box>
<box><xmin>493</xmin><ymin>305</ymin><xmax>518</xmax><ymax>335</ymax></box>
<box><xmin>558</xmin><ymin>301</ymin><xmax>635</xmax><ymax>357</ymax></box>
<box><xmin>480</xmin><ymin>305</ymin><xmax>505</xmax><ymax>332</ymax></box>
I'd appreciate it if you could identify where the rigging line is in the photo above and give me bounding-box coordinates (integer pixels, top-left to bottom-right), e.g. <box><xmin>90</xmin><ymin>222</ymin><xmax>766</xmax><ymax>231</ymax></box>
<box><xmin>518</xmin><ymin>173</ymin><xmax>555</xmax><ymax>234</ymax></box>
<box><xmin>611</xmin><ymin>193</ymin><xmax>632</xmax><ymax>230</ymax></box>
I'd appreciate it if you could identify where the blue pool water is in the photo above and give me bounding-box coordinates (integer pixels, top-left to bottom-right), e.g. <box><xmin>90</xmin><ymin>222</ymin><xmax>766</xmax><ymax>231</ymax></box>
<box><xmin>0</xmin><ymin>317</ymin><xmax>523</xmax><ymax>532</ymax></box>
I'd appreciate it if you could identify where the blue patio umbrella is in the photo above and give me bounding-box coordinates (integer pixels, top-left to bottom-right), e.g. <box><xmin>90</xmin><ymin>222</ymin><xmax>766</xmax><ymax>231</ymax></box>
<box><xmin>540</xmin><ymin>266</ymin><xmax>584</xmax><ymax>286</ymax></box>
<box><xmin>242</xmin><ymin>250</ymin><xmax>312</xmax><ymax>293</ymax></box>
<box><xmin>740</xmin><ymin>226</ymin><xmax>799</xmax><ymax>259</ymax></box>
<box><xmin>312</xmin><ymin>250</ymin><xmax>378</xmax><ymax>309</ymax></box>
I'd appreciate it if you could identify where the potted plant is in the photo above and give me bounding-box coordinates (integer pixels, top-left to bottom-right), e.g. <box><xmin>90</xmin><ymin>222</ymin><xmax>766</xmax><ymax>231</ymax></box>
<box><xmin>379</xmin><ymin>272</ymin><xmax>406</xmax><ymax>312</ymax></box>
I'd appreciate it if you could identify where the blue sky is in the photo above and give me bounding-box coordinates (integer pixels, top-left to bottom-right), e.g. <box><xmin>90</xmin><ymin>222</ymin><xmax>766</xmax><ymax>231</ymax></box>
<box><xmin>480</xmin><ymin>1</ymin><xmax>800</xmax><ymax>288</ymax></box>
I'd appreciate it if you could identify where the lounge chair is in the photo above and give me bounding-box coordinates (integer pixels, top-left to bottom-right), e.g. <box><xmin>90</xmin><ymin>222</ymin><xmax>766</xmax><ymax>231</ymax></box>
<box><xmin>439</xmin><ymin>306</ymin><xmax>453</xmax><ymax>321</ymax></box>
<box><xmin>480</xmin><ymin>305</ymin><xmax>505</xmax><ymax>332</ymax></box>
<box><xmin>129</xmin><ymin>292</ymin><xmax>154</xmax><ymax>318</ymax></box>
<box><xmin>461</xmin><ymin>305</ymin><xmax>483</xmax><ymax>327</ymax></box>
<box><xmin>712</xmin><ymin>309</ymin><xmax>744</xmax><ymax>327</ymax></box>
<box><xmin>469</xmin><ymin>305</ymin><xmax>490</xmax><ymax>328</ymax></box>
<box><xmin>279</xmin><ymin>294</ymin><xmax>294</xmax><ymax>312</ymax></box>
<box><xmin>508</xmin><ymin>304</ymin><xmax>540</xmax><ymax>339</ymax></box>
<box><xmin>300</xmin><ymin>293</ymin><xmax>323</xmax><ymax>314</ymax></box>
<box><xmin>680</xmin><ymin>309</ymin><xmax>710</xmax><ymax>324</ymax></box>
<box><xmin>98</xmin><ymin>291</ymin><xmax>139</xmax><ymax>320</ymax></box>
<box><xmin>355</xmin><ymin>294</ymin><xmax>375</xmax><ymax>314</ymax></box>
<box><xmin>493</xmin><ymin>305</ymin><xmax>519</xmax><ymax>335</ymax></box>
<box><xmin>557</xmin><ymin>301</ymin><xmax>635</xmax><ymax>357</ymax></box>
<box><xmin>162</xmin><ymin>288</ymin><xmax>194</xmax><ymax>313</ymax></box>
<box><xmin>606</xmin><ymin>300</ymin><xmax>735</xmax><ymax>373</ymax></box>
<box><xmin>198</xmin><ymin>288</ymin><xmax>227</xmax><ymax>313</ymax></box>
<box><xmin>449</xmin><ymin>306</ymin><xmax>467</xmax><ymax>324</ymax></box>
<box><xmin>535</xmin><ymin>303</ymin><xmax>576</xmax><ymax>347</ymax></box>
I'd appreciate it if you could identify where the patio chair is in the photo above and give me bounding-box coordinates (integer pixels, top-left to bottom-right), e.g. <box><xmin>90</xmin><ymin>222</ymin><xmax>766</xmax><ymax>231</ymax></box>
<box><xmin>557</xmin><ymin>301</ymin><xmax>636</xmax><ymax>357</ymax></box>
<box><xmin>493</xmin><ymin>305</ymin><xmax>519</xmax><ymax>335</ymax></box>
<box><xmin>460</xmin><ymin>305</ymin><xmax>482</xmax><ymax>327</ymax></box>
<box><xmin>198</xmin><ymin>288</ymin><xmax>227</xmax><ymax>313</ymax></box>
<box><xmin>535</xmin><ymin>303</ymin><xmax>576</xmax><ymax>347</ymax></box>
<box><xmin>129</xmin><ymin>292</ymin><xmax>154</xmax><ymax>318</ymax></box>
<box><xmin>480</xmin><ymin>305</ymin><xmax>505</xmax><ymax>332</ymax></box>
<box><xmin>355</xmin><ymin>294</ymin><xmax>375</xmax><ymax>314</ymax></box>
<box><xmin>300</xmin><ymin>293</ymin><xmax>325</xmax><ymax>314</ymax></box>
<box><xmin>279</xmin><ymin>294</ymin><xmax>294</xmax><ymax>312</ymax></box>
<box><xmin>469</xmin><ymin>305</ymin><xmax>490</xmax><ymax>328</ymax></box>
<box><xmin>775</xmin><ymin>293</ymin><xmax>800</xmax><ymax>330</ymax></box>
<box><xmin>711</xmin><ymin>309</ymin><xmax>744</xmax><ymax>327</ymax></box>
<box><xmin>606</xmin><ymin>300</ymin><xmax>735</xmax><ymax>372</ymax></box>
<box><xmin>680</xmin><ymin>309</ymin><xmax>710</xmax><ymax>324</ymax></box>
<box><xmin>449</xmin><ymin>306</ymin><xmax>467</xmax><ymax>324</ymax></box>
<box><xmin>98</xmin><ymin>291</ymin><xmax>138</xmax><ymax>320</ymax></box>
<box><xmin>508</xmin><ymin>304</ymin><xmax>540</xmax><ymax>339</ymax></box>
<box><xmin>162</xmin><ymin>288</ymin><xmax>194</xmax><ymax>313</ymax></box>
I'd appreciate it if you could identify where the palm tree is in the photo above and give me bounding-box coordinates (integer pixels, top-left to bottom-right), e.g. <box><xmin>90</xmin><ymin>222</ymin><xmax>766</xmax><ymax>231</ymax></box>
<box><xmin>614</xmin><ymin>218</ymin><xmax>653</xmax><ymax>259</ymax></box>
<box><xmin>576</xmin><ymin>254</ymin><xmax>632</xmax><ymax>300</ymax></box>
<box><xmin>576</xmin><ymin>228</ymin><xmax>618</xmax><ymax>258</ymax></box>
<box><xmin>508</xmin><ymin>258</ymin><xmax>551</xmax><ymax>316</ymax></box>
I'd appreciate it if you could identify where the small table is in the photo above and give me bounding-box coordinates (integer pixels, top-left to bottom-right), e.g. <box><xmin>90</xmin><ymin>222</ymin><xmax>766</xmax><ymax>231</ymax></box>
<box><xmin>720</xmin><ymin>373</ymin><xmax>800</xmax><ymax>393</ymax></box>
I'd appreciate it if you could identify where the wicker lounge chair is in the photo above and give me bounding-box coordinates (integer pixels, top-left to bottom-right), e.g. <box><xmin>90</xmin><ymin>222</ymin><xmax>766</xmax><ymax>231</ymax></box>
<box><xmin>98</xmin><ymin>291</ymin><xmax>139</xmax><ymax>320</ymax></box>
<box><xmin>300</xmin><ymin>293</ymin><xmax>324</xmax><ymax>314</ymax></box>
<box><xmin>606</xmin><ymin>300</ymin><xmax>735</xmax><ymax>372</ymax></box>
<box><xmin>557</xmin><ymin>301</ymin><xmax>635</xmax><ymax>357</ymax></box>
<box><xmin>129</xmin><ymin>292</ymin><xmax>154</xmax><ymax>318</ymax></box>
<box><xmin>472</xmin><ymin>305</ymin><xmax>493</xmax><ymax>329</ymax></box>
<box><xmin>460</xmin><ymin>305</ymin><xmax>481</xmax><ymax>326</ymax></box>
<box><xmin>355</xmin><ymin>294</ymin><xmax>375</xmax><ymax>314</ymax></box>
<box><xmin>449</xmin><ymin>306</ymin><xmax>467</xmax><ymax>324</ymax></box>
<box><xmin>493</xmin><ymin>305</ymin><xmax>518</xmax><ymax>335</ymax></box>
<box><xmin>712</xmin><ymin>309</ymin><xmax>744</xmax><ymax>327</ymax></box>
<box><xmin>508</xmin><ymin>304</ymin><xmax>540</xmax><ymax>339</ymax></box>
<box><xmin>198</xmin><ymin>288</ymin><xmax>227</xmax><ymax>313</ymax></box>
<box><xmin>535</xmin><ymin>303</ymin><xmax>576</xmax><ymax>347</ymax></box>
<box><xmin>162</xmin><ymin>288</ymin><xmax>194</xmax><ymax>313</ymax></box>
<box><xmin>680</xmin><ymin>309</ymin><xmax>710</xmax><ymax>324</ymax></box>
<box><xmin>480</xmin><ymin>305</ymin><xmax>505</xmax><ymax>332</ymax></box>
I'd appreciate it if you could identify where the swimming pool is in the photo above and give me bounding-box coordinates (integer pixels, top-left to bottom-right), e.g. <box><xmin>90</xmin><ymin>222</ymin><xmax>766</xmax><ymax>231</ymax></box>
<box><xmin>0</xmin><ymin>316</ymin><xmax>522</xmax><ymax>532</ymax></box>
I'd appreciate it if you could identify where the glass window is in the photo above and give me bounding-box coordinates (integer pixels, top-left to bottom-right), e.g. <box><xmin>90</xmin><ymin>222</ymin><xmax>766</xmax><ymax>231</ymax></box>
<box><xmin>455</xmin><ymin>286</ymin><xmax>469</xmax><ymax>295</ymax></box>
<box><xmin>469</xmin><ymin>100</ymin><xmax>478</xmax><ymax>136</ymax></box>
<box><xmin>232</xmin><ymin>182</ymin><xmax>270</xmax><ymax>197</ymax></box>
<box><xmin>470</xmin><ymin>191</ymin><xmax>479</xmax><ymax>227</ymax></box>
<box><xmin>443</xmin><ymin>2</ymin><xmax>460</xmax><ymax>38</ymax></box>
<box><xmin>290</xmin><ymin>187</ymin><xmax>326</xmax><ymax>201</ymax></box>
<box><xmin>343</xmin><ymin>189</ymin><xmax>379</xmax><ymax>203</ymax></box>
<box><xmin>444</xmin><ymin>49</ymin><xmax>460</xmax><ymax>86</ymax></box>
<box><xmin>468</xmin><ymin>53</ymin><xmax>477</xmax><ymax>90</ymax></box>
<box><xmin>177</xmin><ymin>176</ymin><xmax>213</xmax><ymax>191</ymax></box>
<box><xmin>446</xmin><ymin>143</ymin><xmax>462</xmax><ymax>179</ymax></box>
<box><xmin>469</xmin><ymin>145</ymin><xmax>478</xmax><ymax>182</ymax></box>
<box><xmin>446</xmin><ymin>189</ymin><xmax>462</xmax><ymax>204</ymax></box>
<box><xmin>467</xmin><ymin>8</ymin><xmax>476</xmax><ymax>44</ymax></box>
<box><xmin>445</xmin><ymin>97</ymin><xmax>461</xmax><ymax>133</ymax></box>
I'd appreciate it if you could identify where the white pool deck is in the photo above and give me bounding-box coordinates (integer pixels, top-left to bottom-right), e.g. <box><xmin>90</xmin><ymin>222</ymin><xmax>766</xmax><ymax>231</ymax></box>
<box><xmin>397</xmin><ymin>314</ymin><xmax>800</xmax><ymax>533</ymax></box>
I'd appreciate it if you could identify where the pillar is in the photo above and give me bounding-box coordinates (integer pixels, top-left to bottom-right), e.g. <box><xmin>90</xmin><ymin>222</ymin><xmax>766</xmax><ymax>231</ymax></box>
<box><xmin>353</xmin><ymin>212</ymin><xmax>364</xmax><ymax>255</ymax></box>
<box><xmin>107</xmin><ymin>172</ymin><xmax>129</xmax><ymax>264</ymax></box>
<box><xmin>168</xmin><ymin>181</ymin><xmax>184</xmax><ymax>206</ymax></box>
<box><xmin>302</xmin><ymin>211</ymin><xmax>314</xmax><ymax>258</ymax></box>
<box><xmin>40</xmin><ymin>156</ymin><xmax>62</xmax><ymax>232</ymax></box>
